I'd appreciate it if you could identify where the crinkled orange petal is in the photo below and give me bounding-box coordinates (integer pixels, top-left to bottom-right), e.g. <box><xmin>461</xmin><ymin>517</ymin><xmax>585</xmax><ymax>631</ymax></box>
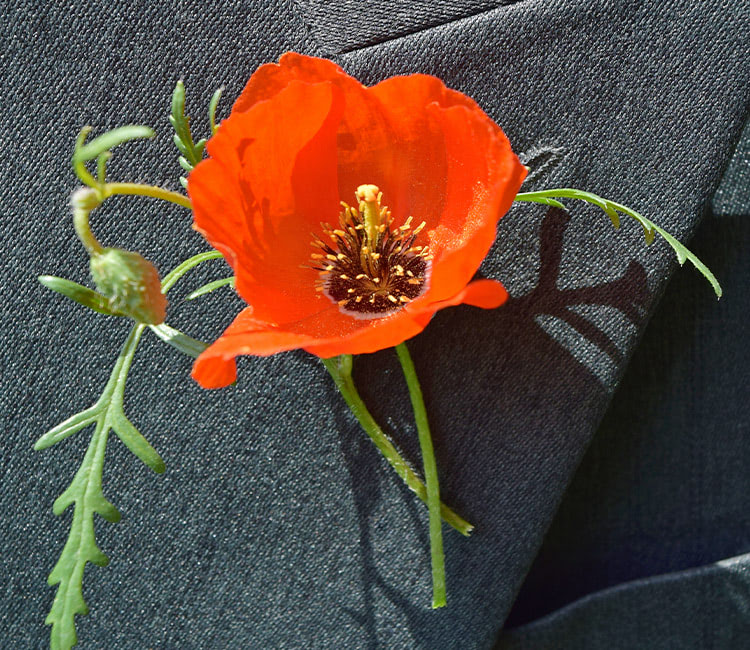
<box><xmin>233</xmin><ymin>54</ymin><xmax>410</xmax><ymax>222</ymax></box>
<box><xmin>192</xmin><ymin>279</ymin><xmax>508</xmax><ymax>388</ymax></box>
<box><xmin>369</xmin><ymin>75</ymin><xmax>527</xmax><ymax>302</ymax></box>
<box><xmin>189</xmin><ymin>79</ymin><xmax>344</xmax><ymax>324</ymax></box>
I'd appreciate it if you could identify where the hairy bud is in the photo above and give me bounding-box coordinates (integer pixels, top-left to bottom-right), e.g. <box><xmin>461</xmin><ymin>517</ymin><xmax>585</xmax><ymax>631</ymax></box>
<box><xmin>90</xmin><ymin>248</ymin><xmax>167</xmax><ymax>324</ymax></box>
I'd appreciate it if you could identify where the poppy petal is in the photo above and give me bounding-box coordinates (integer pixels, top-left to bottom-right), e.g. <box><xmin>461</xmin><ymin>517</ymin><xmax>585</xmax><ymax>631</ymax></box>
<box><xmin>192</xmin><ymin>308</ymin><xmax>325</xmax><ymax>388</ymax></box>
<box><xmin>369</xmin><ymin>74</ymin><xmax>526</xmax><ymax>302</ymax></box>
<box><xmin>189</xmin><ymin>79</ymin><xmax>344</xmax><ymax>324</ymax></box>
<box><xmin>189</xmin><ymin>54</ymin><xmax>524</xmax><ymax>380</ymax></box>
<box><xmin>429</xmin><ymin>278</ymin><xmax>509</xmax><ymax>311</ymax></box>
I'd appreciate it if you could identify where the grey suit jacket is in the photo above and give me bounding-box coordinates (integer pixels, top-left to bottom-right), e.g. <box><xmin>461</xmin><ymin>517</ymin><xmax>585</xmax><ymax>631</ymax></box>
<box><xmin>2</xmin><ymin>1</ymin><xmax>748</xmax><ymax>647</ymax></box>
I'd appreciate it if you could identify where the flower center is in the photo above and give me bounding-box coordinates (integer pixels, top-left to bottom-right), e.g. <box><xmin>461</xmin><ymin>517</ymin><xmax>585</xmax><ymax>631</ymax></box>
<box><xmin>311</xmin><ymin>184</ymin><xmax>431</xmax><ymax>319</ymax></box>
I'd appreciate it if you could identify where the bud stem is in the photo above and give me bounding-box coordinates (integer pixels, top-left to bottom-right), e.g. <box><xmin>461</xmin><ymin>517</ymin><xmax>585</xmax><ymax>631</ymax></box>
<box><xmin>101</xmin><ymin>183</ymin><xmax>192</xmax><ymax>210</ymax></box>
<box><xmin>72</xmin><ymin>192</ymin><xmax>103</xmax><ymax>255</ymax></box>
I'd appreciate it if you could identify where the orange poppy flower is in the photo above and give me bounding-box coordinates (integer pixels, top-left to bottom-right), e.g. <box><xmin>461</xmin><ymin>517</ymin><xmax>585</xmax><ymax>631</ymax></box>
<box><xmin>188</xmin><ymin>53</ymin><xmax>527</xmax><ymax>388</ymax></box>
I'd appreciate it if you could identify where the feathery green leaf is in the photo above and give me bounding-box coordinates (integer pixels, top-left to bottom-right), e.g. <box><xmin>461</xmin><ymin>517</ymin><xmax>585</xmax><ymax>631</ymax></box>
<box><xmin>513</xmin><ymin>188</ymin><xmax>721</xmax><ymax>298</ymax></box>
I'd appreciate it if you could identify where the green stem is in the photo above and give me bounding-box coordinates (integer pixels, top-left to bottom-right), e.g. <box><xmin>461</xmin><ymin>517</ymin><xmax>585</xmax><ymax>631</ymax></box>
<box><xmin>321</xmin><ymin>355</ymin><xmax>473</xmax><ymax>537</ymax></box>
<box><xmin>106</xmin><ymin>324</ymin><xmax>145</xmax><ymax>405</ymax></box>
<box><xmin>101</xmin><ymin>182</ymin><xmax>192</xmax><ymax>210</ymax></box>
<box><xmin>395</xmin><ymin>342</ymin><xmax>446</xmax><ymax>608</ymax></box>
<box><xmin>160</xmin><ymin>250</ymin><xmax>223</xmax><ymax>293</ymax></box>
<box><xmin>72</xmin><ymin>202</ymin><xmax>103</xmax><ymax>256</ymax></box>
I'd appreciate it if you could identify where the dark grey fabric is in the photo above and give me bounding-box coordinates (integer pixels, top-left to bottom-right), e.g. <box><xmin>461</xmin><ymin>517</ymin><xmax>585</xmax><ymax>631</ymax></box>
<box><xmin>496</xmin><ymin>119</ymin><xmax>750</xmax><ymax>646</ymax></box>
<box><xmin>292</xmin><ymin>0</ymin><xmax>520</xmax><ymax>54</ymax></box>
<box><xmin>2</xmin><ymin>1</ymin><xmax>748</xmax><ymax>649</ymax></box>
<box><xmin>500</xmin><ymin>551</ymin><xmax>750</xmax><ymax>650</ymax></box>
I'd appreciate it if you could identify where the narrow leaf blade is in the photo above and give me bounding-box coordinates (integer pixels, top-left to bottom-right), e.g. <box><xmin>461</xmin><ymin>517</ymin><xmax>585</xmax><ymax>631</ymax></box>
<box><xmin>39</xmin><ymin>276</ymin><xmax>117</xmax><ymax>316</ymax></box>
<box><xmin>160</xmin><ymin>250</ymin><xmax>223</xmax><ymax>292</ymax></box>
<box><xmin>651</xmin><ymin>223</ymin><xmax>722</xmax><ymax>298</ymax></box>
<box><xmin>209</xmin><ymin>87</ymin><xmax>223</xmax><ymax>134</ymax></box>
<box><xmin>149</xmin><ymin>323</ymin><xmax>208</xmax><ymax>359</ymax></box>
<box><xmin>73</xmin><ymin>126</ymin><xmax>154</xmax><ymax>162</ymax></box>
<box><xmin>34</xmin><ymin>406</ymin><xmax>100</xmax><ymax>450</ymax></box>
<box><xmin>112</xmin><ymin>414</ymin><xmax>165</xmax><ymax>474</ymax></box>
<box><xmin>186</xmin><ymin>276</ymin><xmax>235</xmax><ymax>300</ymax></box>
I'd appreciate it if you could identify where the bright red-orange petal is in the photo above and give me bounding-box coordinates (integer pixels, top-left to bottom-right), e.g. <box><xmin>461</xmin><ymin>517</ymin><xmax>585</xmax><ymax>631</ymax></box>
<box><xmin>189</xmin><ymin>79</ymin><xmax>344</xmax><ymax>324</ymax></box>
<box><xmin>192</xmin><ymin>308</ymin><xmax>324</xmax><ymax>388</ymax></box>
<box><xmin>368</xmin><ymin>78</ymin><xmax>525</xmax><ymax>303</ymax></box>
<box><xmin>232</xmin><ymin>53</ymin><xmax>352</xmax><ymax>114</ymax></box>
<box><xmin>192</xmin><ymin>278</ymin><xmax>511</xmax><ymax>389</ymax></box>
<box><xmin>429</xmin><ymin>278</ymin><xmax>509</xmax><ymax>311</ymax></box>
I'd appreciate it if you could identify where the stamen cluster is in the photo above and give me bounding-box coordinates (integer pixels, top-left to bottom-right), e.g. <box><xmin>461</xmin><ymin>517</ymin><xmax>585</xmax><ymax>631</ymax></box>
<box><xmin>311</xmin><ymin>187</ymin><xmax>432</xmax><ymax>318</ymax></box>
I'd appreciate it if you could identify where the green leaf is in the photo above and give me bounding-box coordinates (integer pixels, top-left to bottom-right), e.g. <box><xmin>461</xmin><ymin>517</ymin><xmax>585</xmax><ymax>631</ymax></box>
<box><xmin>73</xmin><ymin>126</ymin><xmax>154</xmax><ymax>163</ymax></box>
<box><xmin>149</xmin><ymin>322</ymin><xmax>208</xmax><ymax>358</ymax></box>
<box><xmin>112</xmin><ymin>414</ymin><xmax>165</xmax><ymax>473</ymax></box>
<box><xmin>604</xmin><ymin>205</ymin><xmax>620</xmax><ymax>229</ymax></box>
<box><xmin>160</xmin><ymin>249</ymin><xmax>223</xmax><ymax>292</ymax></box>
<box><xmin>34</xmin><ymin>406</ymin><xmax>100</xmax><ymax>450</ymax></box>
<box><xmin>209</xmin><ymin>87</ymin><xmax>223</xmax><ymax>135</ymax></box>
<box><xmin>171</xmin><ymin>130</ymin><xmax>189</xmax><ymax>158</ymax></box>
<box><xmin>39</xmin><ymin>275</ymin><xmax>119</xmax><ymax>316</ymax></box>
<box><xmin>46</xmin><ymin>416</ymin><xmax>121</xmax><ymax>650</ymax></box>
<box><xmin>513</xmin><ymin>188</ymin><xmax>722</xmax><ymax>298</ymax></box>
<box><xmin>178</xmin><ymin>155</ymin><xmax>193</xmax><ymax>172</ymax></box>
<box><xmin>648</xmin><ymin>221</ymin><xmax>722</xmax><ymax>297</ymax></box>
<box><xmin>41</xmin><ymin>326</ymin><xmax>146</xmax><ymax>650</ymax></box>
<box><xmin>186</xmin><ymin>276</ymin><xmax>235</xmax><ymax>300</ymax></box>
<box><xmin>170</xmin><ymin>81</ymin><xmax>202</xmax><ymax>167</ymax></box>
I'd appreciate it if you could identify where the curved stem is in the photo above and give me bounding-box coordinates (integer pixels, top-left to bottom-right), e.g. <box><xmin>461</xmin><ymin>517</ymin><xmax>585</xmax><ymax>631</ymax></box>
<box><xmin>101</xmin><ymin>182</ymin><xmax>192</xmax><ymax>210</ymax></box>
<box><xmin>321</xmin><ymin>355</ymin><xmax>473</xmax><ymax>537</ymax></box>
<box><xmin>72</xmin><ymin>203</ymin><xmax>103</xmax><ymax>255</ymax></box>
<box><xmin>160</xmin><ymin>250</ymin><xmax>223</xmax><ymax>293</ymax></box>
<box><xmin>395</xmin><ymin>342</ymin><xmax>446</xmax><ymax>609</ymax></box>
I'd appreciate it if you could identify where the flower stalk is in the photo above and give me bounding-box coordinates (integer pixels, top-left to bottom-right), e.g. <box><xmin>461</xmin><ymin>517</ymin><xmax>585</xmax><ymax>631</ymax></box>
<box><xmin>395</xmin><ymin>342</ymin><xmax>446</xmax><ymax>608</ymax></box>
<box><xmin>321</xmin><ymin>355</ymin><xmax>474</xmax><ymax>538</ymax></box>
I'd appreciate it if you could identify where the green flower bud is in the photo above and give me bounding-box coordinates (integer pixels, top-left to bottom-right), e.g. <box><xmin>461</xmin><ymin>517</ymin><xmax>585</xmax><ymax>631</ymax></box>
<box><xmin>90</xmin><ymin>248</ymin><xmax>167</xmax><ymax>324</ymax></box>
